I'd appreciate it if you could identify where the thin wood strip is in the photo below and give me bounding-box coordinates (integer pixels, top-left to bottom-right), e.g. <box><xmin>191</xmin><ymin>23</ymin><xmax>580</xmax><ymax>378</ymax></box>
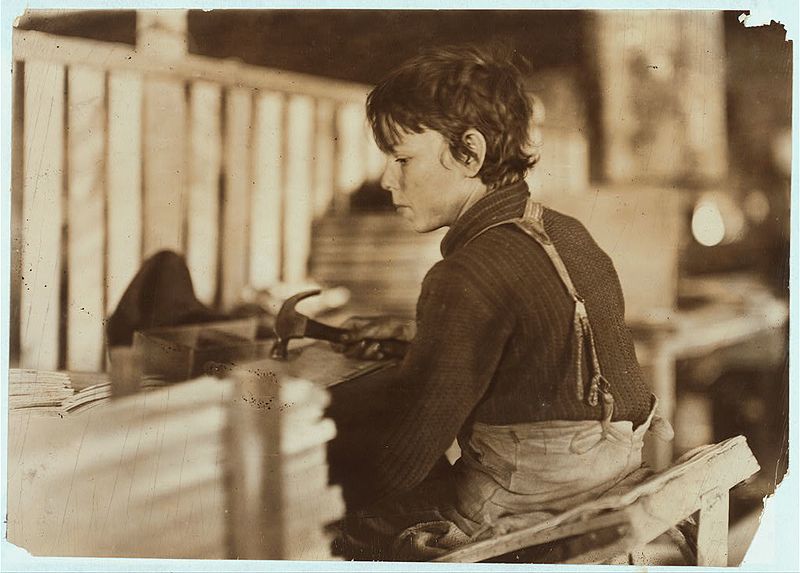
<box><xmin>20</xmin><ymin>60</ymin><xmax>65</xmax><ymax>370</ymax></box>
<box><xmin>66</xmin><ymin>66</ymin><xmax>106</xmax><ymax>371</ymax></box>
<box><xmin>14</xmin><ymin>29</ymin><xmax>370</xmax><ymax>104</ymax></box>
<box><xmin>106</xmin><ymin>70</ymin><xmax>143</xmax><ymax>313</ymax></box>
<box><xmin>220</xmin><ymin>87</ymin><xmax>253</xmax><ymax>309</ymax></box>
<box><xmin>187</xmin><ymin>81</ymin><xmax>222</xmax><ymax>305</ymax></box>
<box><xmin>142</xmin><ymin>76</ymin><xmax>187</xmax><ymax>256</ymax></box>
<box><xmin>283</xmin><ymin>95</ymin><xmax>315</xmax><ymax>284</ymax></box>
<box><xmin>249</xmin><ymin>91</ymin><xmax>283</xmax><ymax>288</ymax></box>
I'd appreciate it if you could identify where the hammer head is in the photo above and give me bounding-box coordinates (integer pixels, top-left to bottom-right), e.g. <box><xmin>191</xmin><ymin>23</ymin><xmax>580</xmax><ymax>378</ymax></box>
<box><xmin>270</xmin><ymin>289</ymin><xmax>320</xmax><ymax>359</ymax></box>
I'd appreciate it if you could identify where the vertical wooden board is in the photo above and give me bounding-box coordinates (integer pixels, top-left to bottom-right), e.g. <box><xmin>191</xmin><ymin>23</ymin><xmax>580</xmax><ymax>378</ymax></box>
<box><xmin>591</xmin><ymin>11</ymin><xmax>685</xmax><ymax>184</ymax></box>
<box><xmin>312</xmin><ymin>99</ymin><xmax>335</xmax><ymax>220</ymax></box>
<box><xmin>142</xmin><ymin>77</ymin><xmax>186</xmax><ymax>256</ymax></box>
<box><xmin>106</xmin><ymin>71</ymin><xmax>143</xmax><ymax>314</ymax></box>
<box><xmin>187</xmin><ymin>82</ymin><xmax>222</xmax><ymax>305</ymax></box>
<box><xmin>220</xmin><ymin>87</ymin><xmax>253</xmax><ymax>309</ymax></box>
<box><xmin>10</xmin><ymin>60</ymin><xmax>24</xmax><ymax>366</ymax></box>
<box><xmin>20</xmin><ymin>60</ymin><xmax>65</xmax><ymax>370</ymax></box>
<box><xmin>365</xmin><ymin>120</ymin><xmax>385</xmax><ymax>182</ymax></box>
<box><xmin>249</xmin><ymin>91</ymin><xmax>283</xmax><ymax>289</ymax></box>
<box><xmin>680</xmin><ymin>11</ymin><xmax>728</xmax><ymax>182</ymax></box>
<box><xmin>283</xmin><ymin>95</ymin><xmax>315</xmax><ymax>284</ymax></box>
<box><xmin>66</xmin><ymin>66</ymin><xmax>106</xmax><ymax>371</ymax></box>
<box><xmin>696</xmin><ymin>490</ymin><xmax>730</xmax><ymax>566</ymax></box>
<box><xmin>334</xmin><ymin>102</ymin><xmax>367</xmax><ymax>210</ymax></box>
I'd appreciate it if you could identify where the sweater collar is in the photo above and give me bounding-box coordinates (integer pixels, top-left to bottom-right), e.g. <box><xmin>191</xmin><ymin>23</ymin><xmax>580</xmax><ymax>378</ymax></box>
<box><xmin>440</xmin><ymin>180</ymin><xmax>530</xmax><ymax>257</ymax></box>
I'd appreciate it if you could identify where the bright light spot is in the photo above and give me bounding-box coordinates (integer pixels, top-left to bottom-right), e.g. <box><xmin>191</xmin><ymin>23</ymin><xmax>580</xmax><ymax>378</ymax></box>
<box><xmin>692</xmin><ymin>199</ymin><xmax>726</xmax><ymax>247</ymax></box>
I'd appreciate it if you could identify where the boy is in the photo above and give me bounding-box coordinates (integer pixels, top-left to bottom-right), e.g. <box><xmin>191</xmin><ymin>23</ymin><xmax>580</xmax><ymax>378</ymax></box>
<box><xmin>329</xmin><ymin>44</ymin><xmax>672</xmax><ymax>561</ymax></box>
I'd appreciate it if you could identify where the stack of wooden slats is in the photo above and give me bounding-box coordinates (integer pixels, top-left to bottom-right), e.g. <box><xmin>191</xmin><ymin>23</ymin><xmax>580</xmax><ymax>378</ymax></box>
<box><xmin>7</xmin><ymin>349</ymin><xmax>354</xmax><ymax>561</ymax></box>
<box><xmin>227</xmin><ymin>361</ymin><xmax>346</xmax><ymax>560</ymax></box>
<box><xmin>8</xmin><ymin>369</ymin><xmax>75</xmax><ymax>415</ymax></box>
<box><xmin>60</xmin><ymin>381</ymin><xmax>113</xmax><ymax>414</ymax></box>
<box><xmin>7</xmin><ymin>377</ymin><xmax>233</xmax><ymax>559</ymax></box>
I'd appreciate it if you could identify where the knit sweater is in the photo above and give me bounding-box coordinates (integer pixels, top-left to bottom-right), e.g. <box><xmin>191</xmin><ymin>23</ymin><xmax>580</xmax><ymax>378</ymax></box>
<box><xmin>362</xmin><ymin>181</ymin><xmax>652</xmax><ymax>504</ymax></box>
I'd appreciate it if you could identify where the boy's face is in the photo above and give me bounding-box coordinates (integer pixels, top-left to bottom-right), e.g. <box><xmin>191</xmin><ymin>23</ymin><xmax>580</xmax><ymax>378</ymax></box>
<box><xmin>380</xmin><ymin>129</ymin><xmax>474</xmax><ymax>233</ymax></box>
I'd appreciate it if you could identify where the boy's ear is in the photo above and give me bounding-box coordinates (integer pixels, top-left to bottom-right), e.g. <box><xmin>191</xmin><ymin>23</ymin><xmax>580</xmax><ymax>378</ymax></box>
<box><xmin>460</xmin><ymin>129</ymin><xmax>487</xmax><ymax>177</ymax></box>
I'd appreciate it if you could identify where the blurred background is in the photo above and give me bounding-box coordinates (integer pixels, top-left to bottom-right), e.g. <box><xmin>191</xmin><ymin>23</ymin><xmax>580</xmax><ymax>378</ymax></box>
<box><xmin>9</xmin><ymin>9</ymin><xmax>791</xmax><ymax>563</ymax></box>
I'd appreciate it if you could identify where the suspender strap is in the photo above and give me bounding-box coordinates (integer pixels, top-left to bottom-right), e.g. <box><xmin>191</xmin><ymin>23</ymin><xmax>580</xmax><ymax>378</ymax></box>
<box><xmin>464</xmin><ymin>197</ymin><xmax>610</xmax><ymax>407</ymax></box>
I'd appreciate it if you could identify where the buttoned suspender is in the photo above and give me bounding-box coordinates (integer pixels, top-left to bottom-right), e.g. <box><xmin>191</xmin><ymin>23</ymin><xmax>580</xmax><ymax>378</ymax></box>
<box><xmin>464</xmin><ymin>197</ymin><xmax>611</xmax><ymax>408</ymax></box>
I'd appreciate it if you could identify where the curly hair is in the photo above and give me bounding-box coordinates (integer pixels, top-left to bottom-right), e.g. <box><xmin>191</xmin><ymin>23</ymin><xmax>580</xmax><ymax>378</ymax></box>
<box><xmin>366</xmin><ymin>44</ymin><xmax>538</xmax><ymax>190</ymax></box>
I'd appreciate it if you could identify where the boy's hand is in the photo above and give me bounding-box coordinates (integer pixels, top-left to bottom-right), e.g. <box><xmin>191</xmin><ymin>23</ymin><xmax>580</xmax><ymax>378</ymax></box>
<box><xmin>332</xmin><ymin>316</ymin><xmax>416</xmax><ymax>360</ymax></box>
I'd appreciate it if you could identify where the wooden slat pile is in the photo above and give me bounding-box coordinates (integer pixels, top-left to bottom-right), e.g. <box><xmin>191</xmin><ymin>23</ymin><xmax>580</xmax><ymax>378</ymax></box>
<box><xmin>7</xmin><ymin>377</ymin><xmax>233</xmax><ymax>559</ymax></box>
<box><xmin>311</xmin><ymin>214</ymin><xmax>446</xmax><ymax>316</ymax></box>
<box><xmin>8</xmin><ymin>369</ymin><xmax>76</xmax><ymax>415</ymax></box>
<box><xmin>7</xmin><ymin>347</ymin><xmax>360</xmax><ymax>560</ymax></box>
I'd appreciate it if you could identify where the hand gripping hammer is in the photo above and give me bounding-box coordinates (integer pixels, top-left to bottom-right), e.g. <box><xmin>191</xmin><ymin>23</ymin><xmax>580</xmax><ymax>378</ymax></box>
<box><xmin>270</xmin><ymin>290</ymin><xmax>409</xmax><ymax>360</ymax></box>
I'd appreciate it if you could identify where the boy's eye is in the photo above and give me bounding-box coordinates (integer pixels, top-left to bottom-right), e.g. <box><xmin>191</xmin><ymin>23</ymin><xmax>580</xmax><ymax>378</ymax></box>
<box><xmin>395</xmin><ymin>157</ymin><xmax>409</xmax><ymax>165</ymax></box>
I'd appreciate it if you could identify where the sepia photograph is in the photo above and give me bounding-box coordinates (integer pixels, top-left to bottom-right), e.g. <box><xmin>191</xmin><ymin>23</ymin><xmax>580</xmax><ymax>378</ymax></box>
<box><xmin>1</xmin><ymin>6</ymin><xmax>795</xmax><ymax>570</ymax></box>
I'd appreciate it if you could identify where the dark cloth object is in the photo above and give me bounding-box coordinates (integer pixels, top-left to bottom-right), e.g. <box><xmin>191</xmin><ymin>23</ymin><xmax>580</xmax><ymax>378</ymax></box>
<box><xmin>332</xmin><ymin>181</ymin><xmax>652</xmax><ymax>507</ymax></box>
<box><xmin>331</xmin><ymin>457</ymin><xmax>457</xmax><ymax>561</ymax></box>
<box><xmin>106</xmin><ymin>250</ymin><xmax>224</xmax><ymax>346</ymax></box>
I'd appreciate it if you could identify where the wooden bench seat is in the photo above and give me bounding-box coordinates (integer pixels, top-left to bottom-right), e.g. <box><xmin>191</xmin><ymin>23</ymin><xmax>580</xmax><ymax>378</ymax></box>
<box><xmin>436</xmin><ymin>436</ymin><xmax>760</xmax><ymax>565</ymax></box>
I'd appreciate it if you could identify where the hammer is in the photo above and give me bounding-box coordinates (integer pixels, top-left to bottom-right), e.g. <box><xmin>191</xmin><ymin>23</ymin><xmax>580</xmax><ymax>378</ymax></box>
<box><xmin>270</xmin><ymin>290</ymin><xmax>409</xmax><ymax>360</ymax></box>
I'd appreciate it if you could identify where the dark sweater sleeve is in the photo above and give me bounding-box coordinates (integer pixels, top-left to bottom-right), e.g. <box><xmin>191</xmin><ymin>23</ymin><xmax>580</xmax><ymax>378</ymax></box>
<box><xmin>364</xmin><ymin>259</ymin><xmax>516</xmax><ymax>503</ymax></box>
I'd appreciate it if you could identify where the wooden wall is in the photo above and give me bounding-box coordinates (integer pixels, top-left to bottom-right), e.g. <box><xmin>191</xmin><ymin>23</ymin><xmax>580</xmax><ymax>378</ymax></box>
<box><xmin>11</xmin><ymin>29</ymin><xmax>377</xmax><ymax>372</ymax></box>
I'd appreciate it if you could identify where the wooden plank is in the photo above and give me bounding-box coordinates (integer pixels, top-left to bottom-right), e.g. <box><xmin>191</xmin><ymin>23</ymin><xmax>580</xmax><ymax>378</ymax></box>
<box><xmin>249</xmin><ymin>91</ymin><xmax>283</xmax><ymax>289</ymax></box>
<box><xmin>283</xmin><ymin>95</ymin><xmax>315</xmax><ymax>284</ymax></box>
<box><xmin>313</xmin><ymin>99</ymin><xmax>335</xmax><ymax>220</ymax></box>
<box><xmin>142</xmin><ymin>76</ymin><xmax>187</xmax><ymax>256</ymax></box>
<box><xmin>437</xmin><ymin>436</ymin><xmax>758</xmax><ymax>563</ymax></box>
<box><xmin>20</xmin><ymin>60</ymin><xmax>65</xmax><ymax>370</ymax></box>
<box><xmin>137</xmin><ymin>10</ymin><xmax>188</xmax><ymax>58</ymax></box>
<box><xmin>226</xmin><ymin>368</ymin><xmax>284</xmax><ymax>559</ymax></box>
<box><xmin>365</xmin><ymin>123</ymin><xmax>386</xmax><ymax>182</ymax></box>
<box><xmin>14</xmin><ymin>29</ymin><xmax>371</xmax><ymax>104</ymax></box>
<box><xmin>220</xmin><ymin>87</ymin><xmax>253</xmax><ymax>309</ymax></box>
<box><xmin>10</xmin><ymin>60</ymin><xmax>25</xmax><ymax>366</ymax></box>
<box><xmin>66</xmin><ymin>66</ymin><xmax>106</xmax><ymax>371</ymax></box>
<box><xmin>573</xmin><ymin>441</ymin><xmax>756</xmax><ymax>564</ymax></box>
<box><xmin>334</xmin><ymin>102</ymin><xmax>368</xmax><ymax>211</ymax></box>
<box><xmin>187</xmin><ymin>81</ymin><xmax>222</xmax><ymax>305</ymax></box>
<box><xmin>591</xmin><ymin>11</ymin><xmax>685</xmax><ymax>184</ymax></box>
<box><xmin>106</xmin><ymin>71</ymin><xmax>143</xmax><ymax>313</ymax></box>
<box><xmin>680</xmin><ymin>12</ymin><xmax>728</xmax><ymax>183</ymax></box>
<box><xmin>696</xmin><ymin>489</ymin><xmax>729</xmax><ymax>567</ymax></box>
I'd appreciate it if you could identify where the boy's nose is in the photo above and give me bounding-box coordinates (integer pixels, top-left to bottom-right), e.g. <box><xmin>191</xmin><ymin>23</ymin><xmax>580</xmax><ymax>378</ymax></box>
<box><xmin>380</xmin><ymin>161</ymin><xmax>399</xmax><ymax>193</ymax></box>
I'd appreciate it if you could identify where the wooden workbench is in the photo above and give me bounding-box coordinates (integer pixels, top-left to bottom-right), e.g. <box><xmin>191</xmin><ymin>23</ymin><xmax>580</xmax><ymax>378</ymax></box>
<box><xmin>631</xmin><ymin>276</ymin><xmax>788</xmax><ymax>469</ymax></box>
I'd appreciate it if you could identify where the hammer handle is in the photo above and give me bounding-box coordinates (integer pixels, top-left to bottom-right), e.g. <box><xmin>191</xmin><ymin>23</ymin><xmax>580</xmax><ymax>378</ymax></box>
<box><xmin>304</xmin><ymin>318</ymin><xmax>350</xmax><ymax>344</ymax></box>
<box><xmin>304</xmin><ymin>318</ymin><xmax>409</xmax><ymax>359</ymax></box>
